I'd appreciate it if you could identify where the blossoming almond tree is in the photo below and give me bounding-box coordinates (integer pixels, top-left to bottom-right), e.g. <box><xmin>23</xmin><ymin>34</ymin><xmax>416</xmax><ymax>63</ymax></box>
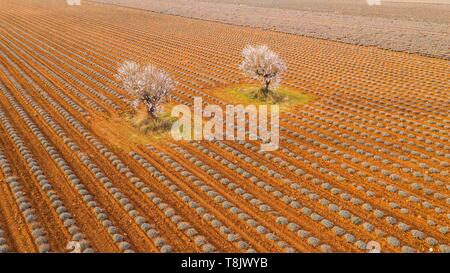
<box><xmin>239</xmin><ymin>45</ymin><xmax>287</xmax><ymax>99</ymax></box>
<box><xmin>116</xmin><ymin>61</ymin><xmax>175</xmax><ymax>119</ymax></box>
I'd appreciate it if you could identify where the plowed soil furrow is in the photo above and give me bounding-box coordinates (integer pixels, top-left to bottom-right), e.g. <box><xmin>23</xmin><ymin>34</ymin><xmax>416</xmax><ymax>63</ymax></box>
<box><xmin>0</xmin><ymin>41</ymin><xmax>90</xmax><ymax>120</ymax></box>
<box><xmin>0</xmin><ymin>32</ymin><xmax>108</xmax><ymax>115</ymax></box>
<box><xmin>0</xmin><ymin>55</ymin><xmax>161</xmax><ymax>252</ymax></box>
<box><xmin>0</xmin><ymin>207</ymin><xmax>16</xmax><ymax>252</ymax></box>
<box><xmin>0</xmin><ymin>144</ymin><xmax>36</xmax><ymax>253</ymax></box>
<box><xmin>158</xmin><ymin>143</ymin><xmax>325</xmax><ymax>252</ymax></box>
<box><xmin>155</xmin><ymin>89</ymin><xmax>447</xmax><ymax>252</ymax></box>
<box><xmin>0</xmin><ymin>35</ymin><xmax>101</xmax><ymax>117</ymax></box>
<box><xmin>0</xmin><ymin>51</ymin><xmax>185</xmax><ymax>252</ymax></box>
<box><xmin>223</xmin><ymin>139</ymin><xmax>446</xmax><ymax>251</ymax></box>
<box><xmin>137</xmin><ymin>145</ymin><xmax>274</xmax><ymax>252</ymax></box>
<box><xmin>284</xmin><ymin>111</ymin><xmax>449</xmax><ymax>190</ymax></box>
<box><xmin>0</xmin><ymin>31</ymin><xmax>115</xmax><ymax>116</ymax></box>
<box><xmin>170</xmin><ymin>87</ymin><xmax>445</xmax><ymax>249</ymax></box>
<box><xmin>278</xmin><ymin>121</ymin><xmax>449</xmax><ymax>217</ymax></box>
<box><xmin>168</xmin><ymin>91</ymin><xmax>445</xmax><ymax>248</ymax></box>
<box><xmin>6</xmin><ymin>9</ymin><xmax>230</xmax><ymax>91</ymax></box>
<box><xmin>0</xmin><ymin>34</ymin><xmax>206</xmax><ymax>253</ymax></box>
<box><xmin>3</xmin><ymin>23</ymin><xmax>129</xmax><ymax>110</ymax></box>
<box><xmin>0</xmin><ymin>80</ymin><xmax>116</xmax><ymax>252</ymax></box>
<box><xmin>123</xmin><ymin>150</ymin><xmax>244</xmax><ymax>252</ymax></box>
<box><xmin>192</xmin><ymin>141</ymin><xmax>373</xmax><ymax>252</ymax></box>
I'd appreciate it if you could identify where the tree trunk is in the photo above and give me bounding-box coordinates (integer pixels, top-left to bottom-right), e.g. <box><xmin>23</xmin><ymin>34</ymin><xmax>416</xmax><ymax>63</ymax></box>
<box><xmin>258</xmin><ymin>80</ymin><xmax>271</xmax><ymax>99</ymax></box>
<box><xmin>146</xmin><ymin>103</ymin><xmax>158</xmax><ymax>119</ymax></box>
<box><xmin>264</xmin><ymin>80</ymin><xmax>270</xmax><ymax>92</ymax></box>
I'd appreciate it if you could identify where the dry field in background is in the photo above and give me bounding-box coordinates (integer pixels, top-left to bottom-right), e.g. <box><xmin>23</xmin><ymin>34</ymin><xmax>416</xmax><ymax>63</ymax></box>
<box><xmin>0</xmin><ymin>0</ymin><xmax>448</xmax><ymax>253</ymax></box>
<box><xmin>192</xmin><ymin>0</ymin><xmax>450</xmax><ymax>23</ymax></box>
<box><xmin>92</xmin><ymin>0</ymin><xmax>450</xmax><ymax>59</ymax></box>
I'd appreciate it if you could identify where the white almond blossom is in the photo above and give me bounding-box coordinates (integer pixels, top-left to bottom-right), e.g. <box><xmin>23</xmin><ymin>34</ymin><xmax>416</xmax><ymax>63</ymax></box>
<box><xmin>116</xmin><ymin>61</ymin><xmax>175</xmax><ymax>119</ymax></box>
<box><xmin>239</xmin><ymin>45</ymin><xmax>287</xmax><ymax>97</ymax></box>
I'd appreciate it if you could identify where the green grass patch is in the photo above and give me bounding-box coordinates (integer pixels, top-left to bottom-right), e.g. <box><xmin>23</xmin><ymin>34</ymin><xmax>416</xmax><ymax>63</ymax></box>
<box><xmin>122</xmin><ymin>106</ymin><xmax>176</xmax><ymax>139</ymax></box>
<box><xmin>215</xmin><ymin>84</ymin><xmax>313</xmax><ymax>110</ymax></box>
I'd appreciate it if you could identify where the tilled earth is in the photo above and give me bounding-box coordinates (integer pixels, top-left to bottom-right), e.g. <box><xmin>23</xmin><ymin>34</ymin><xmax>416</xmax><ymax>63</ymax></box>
<box><xmin>92</xmin><ymin>0</ymin><xmax>450</xmax><ymax>59</ymax></box>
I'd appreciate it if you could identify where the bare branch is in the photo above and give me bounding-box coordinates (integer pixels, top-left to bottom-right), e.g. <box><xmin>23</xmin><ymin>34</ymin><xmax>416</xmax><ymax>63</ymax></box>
<box><xmin>239</xmin><ymin>45</ymin><xmax>287</xmax><ymax>95</ymax></box>
<box><xmin>116</xmin><ymin>61</ymin><xmax>176</xmax><ymax>118</ymax></box>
